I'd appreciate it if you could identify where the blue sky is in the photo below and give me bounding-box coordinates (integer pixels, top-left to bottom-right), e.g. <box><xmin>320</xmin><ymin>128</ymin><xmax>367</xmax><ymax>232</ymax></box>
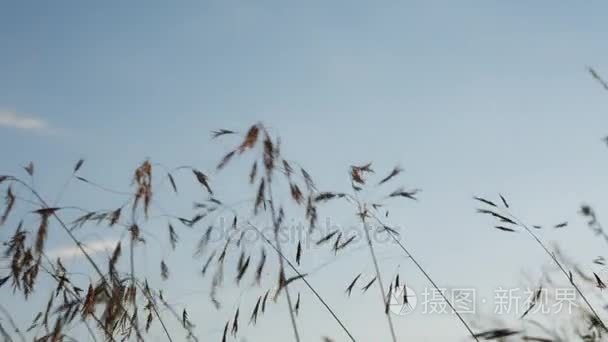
<box><xmin>1</xmin><ymin>1</ymin><xmax>608</xmax><ymax>341</ymax></box>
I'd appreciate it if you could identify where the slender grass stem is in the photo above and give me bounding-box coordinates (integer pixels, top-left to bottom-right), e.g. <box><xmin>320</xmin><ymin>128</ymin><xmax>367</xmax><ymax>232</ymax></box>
<box><xmin>247</xmin><ymin>222</ymin><xmax>357</xmax><ymax>342</ymax></box>
<box><xmin>368</xmin><ymin>212</ymin><xmax>480</xmax><ymax>341</ymax></box>
<box><xmin>266</xmin><ymin>176</ymin><xmax>301</xmax><ymax>342</ymax></box>
<box><xmin>352</xmin><ymin>189</ymin><xmax>397</xmax><ymax>342</ymax></box>
<box><xmin>0</xmin><ymin>304</ymin><xmax>26</xmax><ymax>342</ymax></box>
<box><xmin>361</xmin><ymin>219</ymin><xmax>398</xmax><ymax>342</ymax></box>
<box><xmin>507</xmin><ymin>212</ymin><xmax>608</xmax><ymax>331</ymax></box>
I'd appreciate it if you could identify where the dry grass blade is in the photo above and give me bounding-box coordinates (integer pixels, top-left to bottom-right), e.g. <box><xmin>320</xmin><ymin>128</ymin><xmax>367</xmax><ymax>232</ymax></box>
<box><xmin>238</xmin><ymin>125</ymin><xmax>260</xmax><ymax>153</ymax></box>
<box><xmin>263</xmin><ymin>135</ymin><xmax>275</xmax><ymax>172</ymax></box>
<box><xmin>350</xmin><ymin>163</ymin><xmax>374</xmax><ymax>185</ymax></box>
<box><xmin>354</xmin><ymin>162</ymin><xmax>373</xmax><ymax>173</ymax></box>
<box><xmin>345</xmin><ymin>274</ymin><xmax>361</xmax><ymax>296</ymax></box>
<box><xmin>231</xmin><ymin>308</ymin><xmax>239</xmax><ymax>336</ymax></box>
<box><xmin>381</xmin><ymin>225</ymin><xmax>400</xmax><ymax>236</ymax></box>
<box><xmin>73</xmin><ymin>159</ymin><xmax>84</xmax><ymax>173</ymax></box>
<box><xmin>296</xmin><ymin>241</ymin><xmax>302</xmax><ymax>265</ymax></box>
<box><xmin>594</xmin><ymin>273</ymin><xmax>606</xmax><ymax>289</ymax></box>
<box><xmin>249</xmin><ymin>296</ymin><xmax>262</xmax><ymax>325</ymax></box>
<box><xmin>476</xmin><ymin>208</ymin><xmax>516</xmax><ymax>225</ymax></box>
<box><xmin>499</xmin><ymin>193</ymin><xmax>509</xmax><ymax>208</ymax></box>
<box><xmin>192</xmin><ymin>169</ymin><xmax>213</xmax><ymax>194</ymax></box>
<box><xmin>474</xmin><ymin>328</ymin><xmax>520</xmax><ymax>339</ymax></box>
<box><xmin>249</xmin><ymin>161</ymin><xmax>258</xmax><ymax>185</ymax></box>
<box><xmin>285</xmin><ymin>273</ymin><xmax>308</xmax><ymax>286</ymax></box>
<box><xmin>520</xmin><ymin>285</ymin><xmax>542</xmax><ymax>319</ymax></box>
<box><xmin>108</xmin><ymin>207</ymin><xmax>122</xmax><ymax>226</ymax></box>
<box><xmin>186</xmin><ymin>213</ymin><xmax>205</xmax><ymax>227</ymax></box>
<box><xmin>133</xmin><ymin>160</ymin><xmax>153</xmax><ymax>218</ymax></box>
<box><xmin>222</xmin><ymin>320</ymin><xmax>229</xmax><ymax>342</ymax></box>
<box><xmin>495</xmin><ymin>226</ymin><xmax>517</xmax><ymax>233</ymax></box>
<box><xmin>294</xmin><ymin>293</ymin><xmax>301</xmax><ymax>316</ymax></box>
<box><xmin>282</xmin><ymin>159</ymin><xmax>293</xmax><ymax>177</ymax></box>
<box><xmin>332</xmin><ymin>232</ymin><xmax>342</xmax><ymax>254</ymax></box>
<box><xmin>167</xmin><ymin>173</ymin><xmax>178</xmax><ymax>194</ymax></box>
<box><xmin>305</xmin><ymin>197</ymin><xmax>318</xmax><ymax>232</ymax></box>
<box><xmin>290</xmin><ymin>183</ymin><xmax>303</xmax><ymax>204</ymax></box>
<box><xmin>316</xmin><ymin>230</ymin><xmax>338</xmax><ymax>246</ymax></box>
<box><xmin>236</xmin><ymin>255</ymin><xmax>251</xmax><ymax>284</ymax></box>
<box><xmin>218</xmin><ymin>236</ymin><xmax>231</xmax><ymax>263</ymax></box>
<box><xmin>350</xmin><ymin>168</ymin><xmax>365</xmax><ymax>185</ymax></box>
<box><xmin>403</xmin><ymin>283</ymin><xmax>409</xmax><ymax>304</ymax></box>
<box><xmin>554</xmin><ymin>222</ymin><xmax>568</xmax><ymax>229</ymax></box>
<box><xmin>1</xmin><ymin>186</ymin><xmax>15</xmax><ymax>225</ymax></box>
<box><xmin>275</xmin><ymin>273</ymin><xmax>308</xmax><ymax>301</ymax></box>
<box><xmin>254</xmin><ymin>179</ymin><xmax>265</xmax><ymax>214</ymax></box>
<box><xmin>261</xmin><ymin>290</ymin><xmax>270</xmax><ymax>313</ymax></box>
<box><xmin>168</xmin><ymin>224</ymin><xmax>178</xmax><ymax>250</ymax></box>
<box><xmin>301</xmin><ymin>168</ymin><xmax>316</xmax><ymax>191</ymax></box>
<box><xmin>146</xmin><ymin>312</ymin><xmax>153</xmax><ymax>332</ymax></box>
<box><xmin>588</xmin><ymin>66</ymin><xmax>608</xmax><ymax>91</ymax></box>
<box><xmin>130</xmin><ymin>223</ymin><xmax>141</xmax><ymax>242</ymax></box>
<box><xmin>0</xmin><ymin>276</ymin><xmax>9</xmax><ymax>288</ymax></box>
<box><xmin>34</xmin><ymin>208</ymin><xmax>59</xmax><ymax>254</ymax></box>
<box><xmin>160</xmin><ymin>260</ymin><xmax>169</xmax><ymax>280</ymax></box>
<box><xmin>237</xmin><ymin>249</ymin><xmax>246</xmax><ymax>270</ymax></box>
<box><xmin>24</xmin><ymin>162</ymin><xmax>34</xmax><ymax>176</ymax></box>
<box><xmin>110</xmin><ymin>242</ymin><xmax>121</xmax><ymax>269</ymax></box>
<box><xmin>314</xmin><ymin>192</ymin><xmax>345</xmax><ymax>202</ymax></box>
<box><xmin>238</xmin><ymin>232</ymin><xmax>246</xmax><ymax>248</ymax></box>
<box><xmin>217</xmin><ymin>150</ymin><xmax>236</xmax><ymax>170</ymax></box>
<box><xmin>182</xmin><ymin>309</ymin><xmax>188</xmax><ymax>327</ymax></box>
<box><xmin>43</xmin><ymin>293</ymin><xmax>53</xmax><ymax>328</ymax></box>
<box><xmin>384</xmin><ymin>284</ymin><xmax>393</xmax><ymax>315</ymax></box>
<box><xmin>255</xmin><ymin>248</ymin><xmax>266</xmax><ymax>284</ymax></box>
<box><xmin>473</xmin><ymin>196</ymin><xmax>497</xmax><ymax>207</ymax></box>
<box><xmin>362</xmin><ymin>277</ymin><xmax>377</xmax><ymax>293</ymax></box>
<box><xmin>202</xmin><ymin>251</ymin><xmax>216</xmax><ymax>276</ymax></box>
<box><xmin>388</xmin><ymin>187</ymin><xmax>420</xmax><ymax>200</ymax></box>
<box><xmin>195</xmin><ymin>225</ymin><xmax>214</xmax><ymax>257</ymax></box>
<box><xmin>212</xmin><ymin>129</ymin><xmax>236</xmax><ymax>139</ymax></box>
<box><xmin>337</xmin><ymin>235</ymin><xmax>356</xmax><ymax>250</ymax></box>
<box><xmin>378</xmin><ymin>166</ymin><xmax>403</xmax><ymax>185</ymax></box>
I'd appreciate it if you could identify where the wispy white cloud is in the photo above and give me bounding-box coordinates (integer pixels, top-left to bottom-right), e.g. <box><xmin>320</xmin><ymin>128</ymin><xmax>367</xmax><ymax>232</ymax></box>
<box><xmin>0</xmin><ymin>110</ymin><xmax>48</xmax><ymax>131</ymax></box>
<box><xmin>47</xmin><ymin>239</ymin><xmax>119</xmax><ymax>260</ymax></box>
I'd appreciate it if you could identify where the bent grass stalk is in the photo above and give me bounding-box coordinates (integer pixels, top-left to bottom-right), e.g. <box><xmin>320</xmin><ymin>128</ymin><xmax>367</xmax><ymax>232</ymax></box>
<box><xmin>475</xmin><ymin>195</ymin><xmax>608</xmax><ymax>333</ymax></box>
<box><xmin>341</xmin><ymin>162</ymin><xmax>479</xmax><ymax>342</ymax></box>
<box><xmin>369</xmin><ymin>212</ymin><xmax>480</xmax><ymax>341</ymax></box>
<box><xmin>350</xmin><ymin>186</ymin><xmax>397</xmax><ymax>342</ymax></box>
<box><xmin>508</xmin><ymin>212</ymin><xmax>608</xmax><ymax>331</ymax></box>
<box><xmin>247</xmin><ymin>221</ymin><xmax>358</xmax><ymax>342</ymax></box>
<box><xmin>361</xmin><ymin>219</ymin><xmax>398</xmax><ymax>342</ymax></box>
<box><xmin>266</xmin><ymin>176</ymin><xmax>302</xmax><ymax>342</ymax></box>
<box><xmin>210</xmin><ymin>194</ymin><xmax>358</xmax><ymax>342</ymax></box>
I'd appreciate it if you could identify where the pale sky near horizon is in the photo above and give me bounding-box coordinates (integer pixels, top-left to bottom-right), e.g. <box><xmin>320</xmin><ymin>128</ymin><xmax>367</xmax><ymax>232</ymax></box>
<box><xmin>1</xmin><ymin>1</ymin><xmax>608</xmax><ymax>341</ymax></box>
